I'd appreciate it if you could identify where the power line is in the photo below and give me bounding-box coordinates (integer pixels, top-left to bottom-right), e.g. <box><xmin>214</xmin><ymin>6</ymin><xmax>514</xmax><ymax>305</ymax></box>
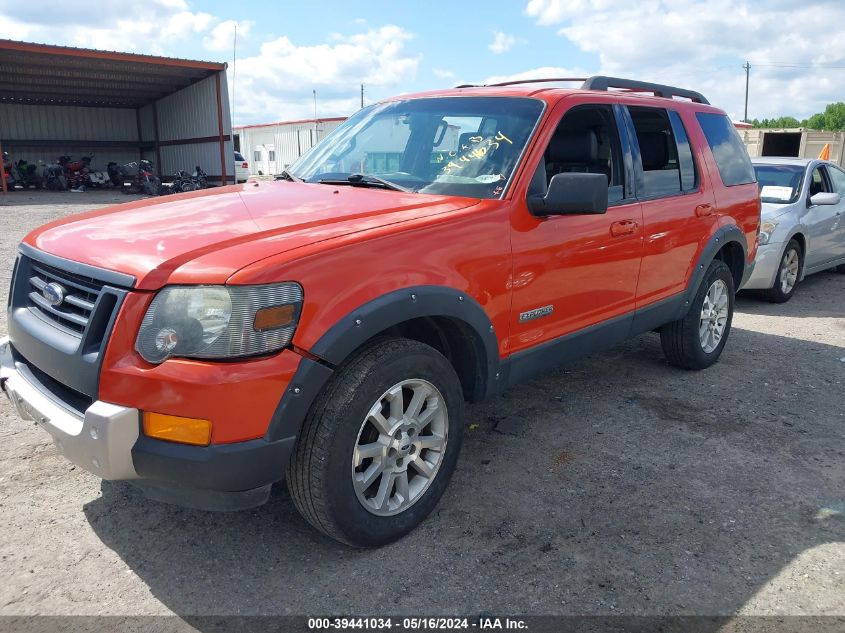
<box><xmin>749</xmin><ymin>62</ymin><xmax>845</xmax><ymax>69</ymax></box>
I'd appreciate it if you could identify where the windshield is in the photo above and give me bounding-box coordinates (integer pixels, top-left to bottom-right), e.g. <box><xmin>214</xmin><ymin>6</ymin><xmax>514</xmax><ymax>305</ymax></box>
<box><xmin>753</xmin><ymin>164</ymin><xmax>804</xmax><ymax>204</ymax></box>
<box><xmin>288</xmin><ymin>97</ymin><xmax>545</xmax><ymax>199</ymax></box>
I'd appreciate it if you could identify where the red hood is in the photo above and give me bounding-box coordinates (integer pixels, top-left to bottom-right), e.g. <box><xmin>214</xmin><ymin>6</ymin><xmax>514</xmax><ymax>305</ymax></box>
<box><xmin>25</xmin><ymin>181</ymin><xmax>480</xmax><ymax>289</ymax></box>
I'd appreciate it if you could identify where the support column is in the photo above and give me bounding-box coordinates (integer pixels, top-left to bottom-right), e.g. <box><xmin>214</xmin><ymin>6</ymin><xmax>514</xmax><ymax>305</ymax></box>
<box><xmin>152</xmin><ymin>103</ymin><xmax>162</xmax><ymax>175</ymax></box>
<box><xmin>215</xmin><ymin>72</ymin><xmax>228</xmax><ymax>186</ymax></box>
<box><xmin>0</xmin><ymin>137</ymin><xmax>7</xmax><ymax>193</ymax></box>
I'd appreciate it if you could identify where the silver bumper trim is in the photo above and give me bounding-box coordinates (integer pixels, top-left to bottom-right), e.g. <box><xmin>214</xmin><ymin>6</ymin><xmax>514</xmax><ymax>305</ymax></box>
<box><xmin>1</xmin><ymin>337</ymin><xmax>139</xmax><ymax>480</ymax></box>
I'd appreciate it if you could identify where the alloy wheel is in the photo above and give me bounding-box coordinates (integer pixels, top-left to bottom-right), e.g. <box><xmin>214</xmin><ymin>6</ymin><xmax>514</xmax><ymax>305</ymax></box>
<box><xmin>698</xmin><ymin>279</ymin><xmax>729</xmax><ymax>353</ymax></box>
<box><xmin>352</xmin><ymin>379</ymin><xmax>448</xmax><ymax>516</ymax></box>
<box><xmin>779</xmin><ymin>249</ymin><xmax>799</xmax><ymax>294</ymax></box>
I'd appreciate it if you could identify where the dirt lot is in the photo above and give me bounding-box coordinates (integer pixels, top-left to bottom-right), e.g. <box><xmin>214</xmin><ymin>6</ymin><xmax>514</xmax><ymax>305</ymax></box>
<box><xmin>0</xmin><ymin>191</ymin><xmax>843</xmax><ymax>621</ymax></box>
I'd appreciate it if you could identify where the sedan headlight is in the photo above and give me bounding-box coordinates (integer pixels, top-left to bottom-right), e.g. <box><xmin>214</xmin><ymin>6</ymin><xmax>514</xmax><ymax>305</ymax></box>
<box><xmin>135</xmin><ymin>283</ymin><xmax>303</xmax><ymax>364</ymax></box>
<box><xmin>758</xmin><ymin>220</ymin><xmax>779</xmax><ymax>245</ymax></box>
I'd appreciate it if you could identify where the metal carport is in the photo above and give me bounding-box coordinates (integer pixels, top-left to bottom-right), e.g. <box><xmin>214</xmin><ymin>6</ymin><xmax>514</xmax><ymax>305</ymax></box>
<box><xmin>0</xmin><ymin>39</ymin><xmax>233</xmax><ymax>193</ymax></box>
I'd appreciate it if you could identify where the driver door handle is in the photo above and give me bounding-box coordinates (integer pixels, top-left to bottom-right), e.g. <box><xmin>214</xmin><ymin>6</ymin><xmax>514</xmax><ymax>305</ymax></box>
<box><xmin>695</xmin><ymin>203</ymin><xmax>714</xmax><ymax>217</ymax></box>
<box><xmin>610</xmin><ymin>219</ymin><xmax>639</xmax><ymax>237</ymax></box>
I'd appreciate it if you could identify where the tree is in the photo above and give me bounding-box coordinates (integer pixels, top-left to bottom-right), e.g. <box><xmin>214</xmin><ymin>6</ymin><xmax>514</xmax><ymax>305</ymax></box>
<box><xmin>804</xmin><ymin>102</ymin><xmax>845</xmax><ymax>131</ymax></box>
<box><xmin>752</xmin><ymin>116</ymin><xmax>802</xmax><ymax>129</ymax></box>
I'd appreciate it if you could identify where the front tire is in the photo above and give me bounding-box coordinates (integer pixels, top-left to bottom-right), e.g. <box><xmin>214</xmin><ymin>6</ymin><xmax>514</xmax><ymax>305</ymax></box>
<box><xmin>286</xmin><ymin>338</ymin><xmax>465</xmax><ymax>547</ymax></box>
<box><xmin>661</xmin><ymin>259</ymin><xmax>735</xmax><ymax>370</ymax></box>
<box><xmin>762</xmin><ymin>239</ymin><xmax>802</xmax><ymax>303</ymax></box>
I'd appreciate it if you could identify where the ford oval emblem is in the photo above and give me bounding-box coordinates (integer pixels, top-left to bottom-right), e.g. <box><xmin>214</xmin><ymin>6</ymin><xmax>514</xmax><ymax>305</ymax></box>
<box><xmin>42</xmin><ymin>282</ymin><xmax>66</xmax><ymax>307</ymax></box>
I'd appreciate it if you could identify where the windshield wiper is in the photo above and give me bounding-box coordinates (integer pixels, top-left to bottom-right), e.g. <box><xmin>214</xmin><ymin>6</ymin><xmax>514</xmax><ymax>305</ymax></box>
<box><xmin>318</xmin><ymin>173</ymin><xmax>410</xmax><ymax>192</ymax></box>
<box><xmin>275</xmin><ymin>170</ymin><xmax>301</xmax><ymax>182</ymax></box>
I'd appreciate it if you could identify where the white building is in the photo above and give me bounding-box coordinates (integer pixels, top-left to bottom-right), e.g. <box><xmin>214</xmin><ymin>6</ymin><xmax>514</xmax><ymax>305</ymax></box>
<box><xmin>233</xmin><ymin>117</ymin><xmax>346</xmax><ymax>176</ymax></box>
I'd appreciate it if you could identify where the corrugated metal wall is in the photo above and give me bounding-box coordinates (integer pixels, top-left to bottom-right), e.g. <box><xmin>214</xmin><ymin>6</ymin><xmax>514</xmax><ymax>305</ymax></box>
<box><xmin>153</xmin><ymin>73</ymin><xmax>234</xmax><ymax>182</ymax></box>
<box><xmin>0</xmin><ymin>103</ymin><xmax>139</xmax><ymax>170</ymax></box>
<box><xmin>0</xmin><ymin>103</ymin><xmax>136</xmax><ymax>141</ymax></box>
<box><xmin>236</xmin><ymin>119</ymin><xmax>344</xmax><ymax>176</ymax></box>
<box><xmin>1</xmin><ymin>70</ymin><xmax>234</xmax><ymax>186</ymax></box>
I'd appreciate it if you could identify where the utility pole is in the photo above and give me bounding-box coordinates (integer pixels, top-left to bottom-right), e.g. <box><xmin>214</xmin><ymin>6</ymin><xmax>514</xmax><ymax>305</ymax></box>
<box><xmin>743</xmin><ymin>61</ymin><xmax>750</xmax><ymax>122</ymax></box>
<box><xmin>361</xmin><ymin>84</ymin><xmax>364</xmax><ymax>109</ymax></box>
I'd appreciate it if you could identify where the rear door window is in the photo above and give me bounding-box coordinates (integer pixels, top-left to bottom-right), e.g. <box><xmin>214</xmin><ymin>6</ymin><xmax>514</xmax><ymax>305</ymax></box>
<box><xmin>628</xmin><ymin>106</ymin><xmax>687</xmax><ymax>198</ymax></box>
<box><xmin>695</xmin><ymin>113</ymin><xmax>755</xmax><ymax>186</ymax></box>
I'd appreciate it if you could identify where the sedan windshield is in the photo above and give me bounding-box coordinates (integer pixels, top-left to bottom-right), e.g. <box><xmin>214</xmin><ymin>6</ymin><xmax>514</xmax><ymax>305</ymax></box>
<box><xmin>288</xmin><ymin>97</ymin><xmax>545</xmax><ymax>199</ymax></box>
<box><xmin>753</xmin><ymin>164</ymin><xmax>804</xmax><ymax>204</ymax></box>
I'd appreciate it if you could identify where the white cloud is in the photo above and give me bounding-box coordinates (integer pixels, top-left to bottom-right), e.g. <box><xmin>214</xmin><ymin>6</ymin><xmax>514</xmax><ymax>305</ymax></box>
<box><xmin>0</xmin><ymin>4</ymin><xmax>216</xmax><ymax>53</ymax></box>
<box><xmin>203</xmin><ymin>19</ymin><xmax>252</xmax><ymax>52</ymax></box>
<box><xmin>433</xmin><ymin>68</ymin><xmax>456</xmax><ymax>79</ymax></box>
<box><xmin>230</xmin><ymin>25</ymin><xmax>419</xmax><ymax>123</ymax></box>
<box><xmin>489</xmin><ymin>31</ymin><xmax>518</xmax><ymax>54</ymax></box>
<box><xmin>483</xmin><ymin>66</ymin><xmax>589</xmax><ymax>86</ymax></box>
<box><xmin>524</xmin><ymin>0</ymin><xmax>845</xmax><ymax>120</ymax></box>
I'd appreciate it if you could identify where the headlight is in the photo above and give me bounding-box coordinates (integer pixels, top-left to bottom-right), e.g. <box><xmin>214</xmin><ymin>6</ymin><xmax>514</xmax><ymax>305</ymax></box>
<box><xmin>135</xmin><ymin>283</ymin><xmax>303</xmax><ymax>364</ymax></box>
<box><xmin>758</xmin><ymin>220</ymin><xmax>779</xmax><ymax>246</ymax></box>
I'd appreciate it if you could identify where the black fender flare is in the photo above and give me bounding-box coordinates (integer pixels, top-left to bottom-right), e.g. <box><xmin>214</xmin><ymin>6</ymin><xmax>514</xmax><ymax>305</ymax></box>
<box><xmin>266</xmin><ymin>285</ymin><xmax>500</xmax><ymax>442</ymax></box>
<box><xmin>676</xmin><ymin>224</ymin><xmax>748</xmax><ymax>320</ymax></box>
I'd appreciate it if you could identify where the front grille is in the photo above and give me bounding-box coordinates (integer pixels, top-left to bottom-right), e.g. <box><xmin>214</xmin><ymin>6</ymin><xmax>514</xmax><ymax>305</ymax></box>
<box><xmin>26</xmin><ymin>260</ymin><xmax>105</xmax><ymax>337</ymax></box>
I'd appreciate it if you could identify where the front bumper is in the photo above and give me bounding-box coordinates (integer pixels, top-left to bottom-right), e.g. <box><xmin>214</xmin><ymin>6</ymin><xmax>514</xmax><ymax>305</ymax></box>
<box><xmin>1</xmin><ymin>336</ymin><xmax>316</xmax><ymax>510</ymax></box>
<box><xmin>1</xmin><ymin>336</ymin><xmax>139</xmax><ymax>480</ymax></box>
<box><xmin>741</xmin><ymin>241</ymin><xmax>783</xmax><ymax>290</ymax></box>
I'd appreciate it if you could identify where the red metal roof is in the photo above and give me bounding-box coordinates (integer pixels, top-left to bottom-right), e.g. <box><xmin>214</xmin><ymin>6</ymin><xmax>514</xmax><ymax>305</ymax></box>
<box><xmin>0</xmin><ymin>39</ymin><xmax>225</xmax><ymax>108</ymax></box>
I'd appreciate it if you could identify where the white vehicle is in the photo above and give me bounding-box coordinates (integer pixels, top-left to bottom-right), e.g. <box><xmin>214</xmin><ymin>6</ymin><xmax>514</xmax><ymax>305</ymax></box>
<box><xmin>234</xmin><ymin>151</ymin><xmax>250</xmax><ymax>183</ymax></box>
<box><xmin>742</xmin><ymin>157</ymin><xmax>845</xmax><ymax>302</ymax></box>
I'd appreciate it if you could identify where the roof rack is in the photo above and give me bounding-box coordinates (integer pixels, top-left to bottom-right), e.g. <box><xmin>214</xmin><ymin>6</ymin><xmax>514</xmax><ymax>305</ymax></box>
<box><xmin>580</xmin><ymin>76</ymin><xmax>710</xmax><ymax>104</ymax></box>
<box><xmin>456</xmin><ymin>77</ymin><xmax>586</xmax><ymax>89</ymax></box>
<box><xmin>455</xmin><ymin>75</ymin><xmax>710</xmax><ymax>105</ymax></box>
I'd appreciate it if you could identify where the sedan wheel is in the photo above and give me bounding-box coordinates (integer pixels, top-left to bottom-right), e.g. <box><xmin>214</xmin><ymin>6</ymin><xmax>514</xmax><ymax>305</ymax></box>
<box><xmin>762</xmin><ymin>239</ymin><xmax>802</xmax><ymax>303</ymax></box>
<box><xmin>779</xmin><ymin>248</ymin><xmax>799</xmax><ymax>294</ymax></box>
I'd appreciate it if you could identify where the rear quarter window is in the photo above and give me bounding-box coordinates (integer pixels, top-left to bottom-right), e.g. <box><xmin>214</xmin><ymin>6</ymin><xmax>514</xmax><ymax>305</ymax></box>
<box><xmin>695</xmin><ymin>113</ymin><xmax>755</xmax><ymax>186</ymax></box>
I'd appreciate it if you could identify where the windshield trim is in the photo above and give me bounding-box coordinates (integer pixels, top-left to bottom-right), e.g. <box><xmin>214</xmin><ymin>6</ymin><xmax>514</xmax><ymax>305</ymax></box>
<box><xmin>287</xmin><ymin>95</ymin><xmax>548</xmax><ymax>201</ymax></box>
<box><xmin>498</xmin><ymin>97</ymin><xmax>548</xmax><ymax>200</ymax></box>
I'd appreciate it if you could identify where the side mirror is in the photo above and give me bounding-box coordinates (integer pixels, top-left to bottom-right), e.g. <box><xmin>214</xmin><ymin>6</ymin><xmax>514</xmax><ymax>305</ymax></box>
<box><xmin>809</xmin><ymin>192</ymin><xmax>841</xmax><ymax>206</ymax></box>
<box><xmin>528</xmin><ymin>172</ymin><xmax>609</xmax><ymax>216</ymax></box>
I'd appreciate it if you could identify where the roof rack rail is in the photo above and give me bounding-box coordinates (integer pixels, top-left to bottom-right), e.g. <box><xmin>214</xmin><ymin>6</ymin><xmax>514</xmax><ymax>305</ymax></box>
<box><xmin>580</xmin><ymin>76</ymin><xmax>710</xmax><ymax>105</ymax></box>
<box><xmin>455</xmin><ymin>77</ymin><xmax>586</xmax><ymax>89</ymax></box>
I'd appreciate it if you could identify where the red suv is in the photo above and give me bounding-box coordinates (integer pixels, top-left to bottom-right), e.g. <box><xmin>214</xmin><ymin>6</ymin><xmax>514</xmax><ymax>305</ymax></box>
<box><xmin>1</xmin><ymin>77</ymin><xmax>760</xmax><ymax>546</ymax></box>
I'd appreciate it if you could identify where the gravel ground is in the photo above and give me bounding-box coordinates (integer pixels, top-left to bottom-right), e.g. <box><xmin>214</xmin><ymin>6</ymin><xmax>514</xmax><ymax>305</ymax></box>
<box><xmin>0</xmin><ymin>191</ymin><xmax>843</xmax><ymax>622</ymax></box>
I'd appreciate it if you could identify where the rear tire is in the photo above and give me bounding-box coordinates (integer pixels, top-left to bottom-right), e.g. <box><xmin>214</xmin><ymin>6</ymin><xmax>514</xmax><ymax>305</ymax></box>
<box><xmin>761</xmin><ymin>239</ymin><xmax>802</xmax><ymax>303</ymax></box>
<box><xmin>286</xmin><ymin>338</ymin><xmax>465</xmax><ymax>547</ymax></box>
<box><xmin>661</xmin><ymin>259</ymin><xmax>735</xmax><ymax>370</ymax></box>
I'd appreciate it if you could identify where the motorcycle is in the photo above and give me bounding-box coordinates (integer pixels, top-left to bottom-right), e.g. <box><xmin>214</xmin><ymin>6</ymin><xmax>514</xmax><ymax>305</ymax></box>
<box><xmin>14</xmin><ymin>159</ymin><xmax>41</xmax><ymax>189</ymax></box>
<box><xmin>2</xmin><ymin>152</ymin><xmax>20</xmax><ymax>190</ymax></box>
<box><xmin>107</xmin><ymin>162</ymin><xmax>128</xmax><ymax>187</ymax></box>
<box><xmin>122</xmin><ymin>160</ymin><xmax>160</xmax><ymax>196</ymax></box>
<box><xmin>44</xmin><ymin>161</ymin><xmax>67</xmax><ymax>191</ymax></box>
<box><xmin>159</xmin><ymin>170</ymin><xmax>197</xmax><ymax>195</ymax></box>
<box><xmin>192</xmin><ymin>165</ymin><xmax>209</xmax><ymax>189</ymax></box>
<box><xmin>59</xmin><ymin>155</ymin><xmax>92</xmax><ymax>191</ymax></box>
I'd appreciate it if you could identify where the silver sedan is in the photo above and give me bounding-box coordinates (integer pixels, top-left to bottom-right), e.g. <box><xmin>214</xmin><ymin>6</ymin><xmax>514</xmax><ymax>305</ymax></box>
<box><xmin>742</xmin><ymin>157</ymin><xmax>845</xmax><ymax>302</ymax></box>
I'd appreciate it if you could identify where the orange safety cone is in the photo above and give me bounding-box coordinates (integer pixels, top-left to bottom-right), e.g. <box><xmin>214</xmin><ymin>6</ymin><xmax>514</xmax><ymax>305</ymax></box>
<box><xmin>818</xmin><ymin>143</ymin><xmax>831</xmax><ymax>160</ymax></box>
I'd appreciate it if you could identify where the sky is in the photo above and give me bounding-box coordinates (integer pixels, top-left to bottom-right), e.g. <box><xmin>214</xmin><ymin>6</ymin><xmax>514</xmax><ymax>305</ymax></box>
<box><xmin>1</xmin><ymin>0</ymin><xmax>844</xmax><ymax>126</ymax></box>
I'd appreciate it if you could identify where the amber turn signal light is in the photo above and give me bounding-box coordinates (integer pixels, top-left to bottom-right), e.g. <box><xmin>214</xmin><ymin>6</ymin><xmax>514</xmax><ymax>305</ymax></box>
<box><xmin>253</xmin><ymin>304</ymin><xmax>296</xmax><ymax>331</ymax></box>
<box><xmin>143</xmin><ymin>412</ymin><xmax>212</xmax><ymax>446</ymax></box>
